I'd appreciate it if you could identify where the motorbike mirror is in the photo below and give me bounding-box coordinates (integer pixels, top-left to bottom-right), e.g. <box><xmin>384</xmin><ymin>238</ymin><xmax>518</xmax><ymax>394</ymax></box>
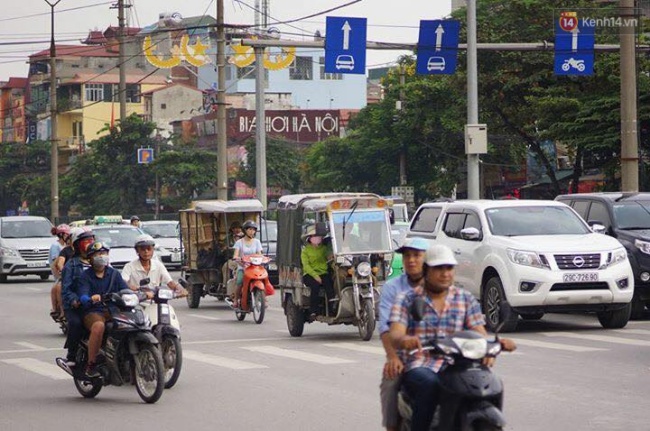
<box><xmin>178</xmin><ymin>278</ymin><xmax>189</xmax><ymax>288</ymax></box>
<box><xmin>139</xmin><ymin>278</ymin><xmax>150</xmax><ymax>286</ymax></box>
<box><xmin>410</xmin><ymin>296</ymin><xmax>426</xmax><ymax>322</ymax></box>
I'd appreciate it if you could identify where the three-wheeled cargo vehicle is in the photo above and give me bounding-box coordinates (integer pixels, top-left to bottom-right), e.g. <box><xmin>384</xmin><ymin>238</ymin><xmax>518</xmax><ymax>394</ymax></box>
<box><xmin>277</xmin><ymin>193</ymin><xmax>394</xmax><ymax>341</ymax></box>
<box><xmin>179</xmin><ymin>199</ymin><xmax>267</xmax><ymax>309</ymax></box>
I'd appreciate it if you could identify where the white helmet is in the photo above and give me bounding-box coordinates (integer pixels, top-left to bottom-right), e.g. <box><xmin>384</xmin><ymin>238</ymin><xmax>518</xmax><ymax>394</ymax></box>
<box><xmin>134</xmin><ymin>234</ymin><xmax>155</xmax><ymax>248</ymax></box>
<box><xmin>70</xmin><ymin>227</ymin><xmax>94</xmax><ymax>245</ymax></box>
<box><xmin>424</xmin><ymin>244</ymin><xmax>458</xmax><ymax>267</ymax></box>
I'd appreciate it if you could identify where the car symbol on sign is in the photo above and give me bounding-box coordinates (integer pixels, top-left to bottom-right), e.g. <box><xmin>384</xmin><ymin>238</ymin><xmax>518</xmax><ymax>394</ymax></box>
<box><xmin>427</xmin><ymin>56</ymin><xmax>446</xmax><ymax>71</ymax></box>
<box><xmin>335</xmin><ymin>55</ymin><xmax>355</xmax><ymax>71</ymax></box>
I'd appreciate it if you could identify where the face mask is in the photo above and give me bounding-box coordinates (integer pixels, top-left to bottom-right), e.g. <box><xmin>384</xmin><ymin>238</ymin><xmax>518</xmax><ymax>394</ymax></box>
<box><xmin>92</xmin><ymin>255</ymin><xmax>109</xmax><ymax>270</ymax></box>
<box><xmin>310</xmin><ymin>236</ymin><xmax>322</xmax><ymax>246</ymax></box>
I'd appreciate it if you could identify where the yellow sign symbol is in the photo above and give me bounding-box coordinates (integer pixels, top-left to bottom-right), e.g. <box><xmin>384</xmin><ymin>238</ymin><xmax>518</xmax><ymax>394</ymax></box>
<box><xmin>229</xmin><ymin>42</ymin><xmax>296</xmax><ymax>70</ymax></box>
<box><xmin>143</xmin><ymin>34</ymin><xmax>212</xmax><ymax>69</ymax></box>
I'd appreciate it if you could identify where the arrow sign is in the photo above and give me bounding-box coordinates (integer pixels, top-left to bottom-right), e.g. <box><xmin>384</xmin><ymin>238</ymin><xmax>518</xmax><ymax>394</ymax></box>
<box><xmin>554</xmin><ymin>15</ymin><xmax>595</xmax><ymax>76</ymax></box>
<box><xmin>571</xmin><ymin>27</ymin><xmax>579</xmax><ymax>52</ymax></box>
<box><xmin>435</xmin><ymin>24</ymin><xmax>444</xmax><ymax>51</ymax></box>
<box><xmin>342</xmin><ymin>21</ymin><xmax>351</xmax><ymax>50</ymax></box>
<box><xmin>325</xmin><ymin>16</ymin><xmax>367</xmax><ymax>75</ymax></box>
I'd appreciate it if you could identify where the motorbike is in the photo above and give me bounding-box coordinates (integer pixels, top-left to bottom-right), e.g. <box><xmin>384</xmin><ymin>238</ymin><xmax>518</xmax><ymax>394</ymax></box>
<box><xmin>137</xmin><ymin>277</ymin><xmax>184</xmax><ymax>389</ymax></box>
<box><xmin>55</xmin><ymin>289</ymin><xmax>165</xmax><ymax>404</ymax></box>
<box><xmin>225</xmin><ymin>254</ymin><xmax>275</xmax><ymax>324</ymax></box>
<box><xmin>561</xmin><ymin>58</ymin><xmax>586</xmax><ymax>72</ymax></box>
<box><xmin>397</xmin><ymin>297</ymin><xmax>508</xmax><ymax>431</ymax></box>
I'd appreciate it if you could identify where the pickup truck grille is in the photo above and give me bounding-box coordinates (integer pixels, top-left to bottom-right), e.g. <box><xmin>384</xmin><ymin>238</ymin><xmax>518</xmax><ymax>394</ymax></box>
<box><xmin>553</xmin><ymin>253</ymin><xmax>600</xmax><ymax>270</ymax></box>
<box><xmin>18</xmin><ymin>249</ymin><xmax>49</xmax><ymax>261</ymax></box>
<box><xmin>551</xmin><ymin>282</ymin><xmax>609</xmax><ymax>291</ymax></box>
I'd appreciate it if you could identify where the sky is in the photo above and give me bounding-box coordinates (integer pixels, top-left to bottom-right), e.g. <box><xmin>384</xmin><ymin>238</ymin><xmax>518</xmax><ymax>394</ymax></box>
<box><xmin>0</xmin><ymin>0</ymin><xmax>452</xmax><ymax>80</ymax></box>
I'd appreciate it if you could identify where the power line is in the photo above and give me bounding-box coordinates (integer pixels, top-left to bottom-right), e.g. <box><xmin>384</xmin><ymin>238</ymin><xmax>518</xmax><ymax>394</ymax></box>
<box><xmin>0</xmin><ymin>1</ymin><xmax>114</xmax><ymax>23</ymax></box>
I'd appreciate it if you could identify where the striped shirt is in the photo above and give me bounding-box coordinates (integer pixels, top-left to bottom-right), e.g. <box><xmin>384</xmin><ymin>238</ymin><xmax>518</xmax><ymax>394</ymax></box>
<box><xmin>389</xmin><ymin>286</ymin><xmax>485</xmax><ymax>373</ymax></box>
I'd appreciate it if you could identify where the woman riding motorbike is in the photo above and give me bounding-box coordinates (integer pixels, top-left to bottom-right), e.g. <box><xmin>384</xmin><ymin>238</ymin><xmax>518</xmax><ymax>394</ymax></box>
<box><xmin>232</xmin><ymin>220</ymin><xmax>263</xmax><ymax>308</ymax></box>
<box><xmin>49</xmin><ymin>224</ymin><xmax>71</xmax><ymax>320</ymax></box>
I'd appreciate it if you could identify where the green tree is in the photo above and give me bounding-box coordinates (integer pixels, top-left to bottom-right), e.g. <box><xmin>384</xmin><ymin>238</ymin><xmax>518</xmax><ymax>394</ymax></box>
<box><xmin>238</xmin><ymin>137</ymin><xmax>304</xmax><ymax>192</ymax></box>
<box><xmin>0</xmin><ymin>141</ymin><xmax>51</xmax><ymax>216</ymax></box>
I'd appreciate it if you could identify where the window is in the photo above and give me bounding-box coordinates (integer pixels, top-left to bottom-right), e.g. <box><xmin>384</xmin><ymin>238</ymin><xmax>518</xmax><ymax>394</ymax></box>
<box><xmin>160</xmin><ymin>103</ymin><xmax>167</xmax><ymax>110</ymax></box>
<box><xmin>85</xmin><ymin>83</ymin><xmax>104</xmax><ymax>102</ymax></box>
<box><xmin>443</xmin><ymin>213</ymin><xmax>466</xmax><ymax>239</ymax></box>
<box><xmin>463</xmin><ymin>212</ymin><xmax>482</xmax><ymax>232</ymax></box>
<box><xmin>319</xmin><ymin>57</ymin><xmax>342</xmax><ymax>80</ymax></box>
<box><xmin>236</xmin><ymin>65</ymin><xmax>268</xmax><ymax>81</ymax></box>
<box><xmin>289</xmin><ymin>56</ymin><xmax>313</xmax><ymax>80</ymax></box>
<box><xmin>571</xmin><ymin>201</ymin><xmax>590</xmax><ymax>219</ymax></box>
<box><xmin>587</xmin><ymin>202</ymin><xmax>611</xmax><ymax>228</ymax></box>
<box><xmin>410</xmin><ymin>207</ymin><xmax>442</xmax><ymax>233</ymax></box>
<box><xmin>126</xmin><ymin>84</ymin><xmax>141</xmax><ymax>103</ymax></box>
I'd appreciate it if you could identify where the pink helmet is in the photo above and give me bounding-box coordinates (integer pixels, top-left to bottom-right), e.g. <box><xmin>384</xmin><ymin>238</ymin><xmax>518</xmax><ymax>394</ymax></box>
<box><xmin>55</xmin><ymin>224</ymin><xmax>71</xmax><ymax>235</ymax></box>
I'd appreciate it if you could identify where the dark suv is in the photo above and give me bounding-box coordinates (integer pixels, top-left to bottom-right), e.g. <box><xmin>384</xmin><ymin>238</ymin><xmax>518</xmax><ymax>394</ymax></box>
<box><xmin>556</xmin><ymin>192</ymin><xmax>650</xmax><ymax>318</ymax></box>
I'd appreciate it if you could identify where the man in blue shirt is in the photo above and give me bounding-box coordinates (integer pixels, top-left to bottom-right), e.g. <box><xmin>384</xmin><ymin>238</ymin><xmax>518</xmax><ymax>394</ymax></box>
<box><xmin>378</xmin><ymin>237</ymin><xmax>428</xmax><ymax>431</ymax></box>
<box><xmin>78</xmin><ymin>241</ymin><xmax>130</xmax><ymax>377</ymax></box>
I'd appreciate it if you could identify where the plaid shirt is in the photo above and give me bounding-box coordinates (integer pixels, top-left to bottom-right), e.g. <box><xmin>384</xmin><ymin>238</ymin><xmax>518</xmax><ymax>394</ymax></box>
<box><xmin>389</xmin><ymin>286</ymin><xmax>485</xmax><ymax>373</ymax></box>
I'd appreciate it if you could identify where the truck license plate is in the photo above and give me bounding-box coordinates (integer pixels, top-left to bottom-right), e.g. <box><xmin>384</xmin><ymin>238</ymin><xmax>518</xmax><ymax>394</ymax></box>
<box><xmin>562</xmin><ymin>272</ymin><xmax>599</xmax><ymax>283</ymax></box>
<box><xmin>27</xmin><ymin>262</ymin><xmax>47</xmax><ymax>268</ymax></box>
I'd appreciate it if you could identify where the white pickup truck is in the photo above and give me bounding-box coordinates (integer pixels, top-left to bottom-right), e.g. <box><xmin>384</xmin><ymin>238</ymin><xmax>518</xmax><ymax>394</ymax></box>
<box><xmin>407</xmin><ymin>200</ymin><xmax>634</xmax><ymax>332</ymax></box>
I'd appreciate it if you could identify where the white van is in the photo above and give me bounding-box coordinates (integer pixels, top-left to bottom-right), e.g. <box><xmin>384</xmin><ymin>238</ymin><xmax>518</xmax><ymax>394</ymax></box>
<box><xmin>0</xmin><ymin>216</ymin><xmax>54</xmax><ymax>282</ymax></box>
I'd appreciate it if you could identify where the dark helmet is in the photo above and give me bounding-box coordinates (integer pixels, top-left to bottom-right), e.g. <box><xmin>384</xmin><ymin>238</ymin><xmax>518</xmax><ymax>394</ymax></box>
<box><xmin>242</xmin><ymin>220</ymin><xmax>258</xmax><ymax>231</ymax></box>
<box><xmin>86</xmin><ymin>241</ymin><xmax>110</xmax><ymax>257</ymax></box>
<box><xmin>130</xmin><ymin>215</ymin><xmax>140</xmax><ymax>222</ymax></box>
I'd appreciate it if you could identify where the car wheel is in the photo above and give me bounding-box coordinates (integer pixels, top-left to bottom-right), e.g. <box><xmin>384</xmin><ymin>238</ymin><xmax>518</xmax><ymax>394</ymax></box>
<box><xmin>481</xmin><ymin>275</ymin><xmax>518</xmax><ymax>333</ymax></box>
<box><xmin>597</xmin><ymin>303</ymin><xmax>631</xmax><ymax>329</ymax></box>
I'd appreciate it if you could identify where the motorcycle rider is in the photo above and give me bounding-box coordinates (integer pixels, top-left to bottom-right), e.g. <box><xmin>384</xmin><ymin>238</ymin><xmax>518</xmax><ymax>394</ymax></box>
<box><xmin>60</xmin><ymin>227</ymin><xmax>96</xmax><ymax>367</ymax></box>
<box><xmin>378</xmin><ymin>237</ymin><xmax>428</xmax><ymax>431</ymax></box>
<box><xmin>78</xmin><ymin>241</ymin><xmax>130</xmax><ymax>377</ymax></box>
<box><xmin>49</xmin><ymin>224</ymin><xmax>71</xmax><ymax>319</ymax></box>
<box><xmin>121</xmin><ymin>234</ymin><xmax>187</xmax><ymax>297</ymax></box>
<box><xmin>389</xmin><ymin>244</ymin><xmax>516</xmax><ymax>431</ymax></box>
<box><xmin>232</xmin><ymin>220</ymin><xmax>263</xmax><ymax>308</ymax></box>
<box><xmin>130</xmin><ymin>215</ymin><xmax>141</xmax><ymax>228</ymax></box>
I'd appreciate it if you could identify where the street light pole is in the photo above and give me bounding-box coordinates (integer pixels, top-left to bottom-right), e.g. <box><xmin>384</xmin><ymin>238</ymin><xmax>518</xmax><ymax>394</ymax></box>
<box><xmin>620</xmin><ymin>0</ymin><xmax>639</xmax><ymax>192</ymax></box>
<box><xmin>466</xmin><ymin>0</ymin><xmax>481</xmax><ymax>200</ymax></box>
<box><xmin>45</xmin><ymin>0</ymin><xmax>61</xmax><ymax>223</ymax></box>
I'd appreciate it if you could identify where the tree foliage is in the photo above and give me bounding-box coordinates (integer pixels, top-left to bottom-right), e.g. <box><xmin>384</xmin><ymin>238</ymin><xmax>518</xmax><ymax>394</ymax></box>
<box><xmin>238</xmin><ymin>137</ymin><xmax>304</xmax><ymax>192</ymax></box>
<box><xmin>0</xmin><ymin>141</ymin><xmax>51</xmax><ymax>216</ymax></box>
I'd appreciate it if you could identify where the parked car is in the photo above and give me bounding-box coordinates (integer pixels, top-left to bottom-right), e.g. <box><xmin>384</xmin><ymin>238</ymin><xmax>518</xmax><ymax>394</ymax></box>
<box><xmin>407</xmin><ymin>200</ymin><xmax>634</xmax><ymax>331</ymax></box>
<box><xmin>556</xmin><ymin>192</ymin><xmax>650</xmax><ymax>318</ymax></box>
<box><xmin>141</xmin><ymin>220</ymin><xmax>182</xmax><ymax>269</ymax></box>
<box><xmin>0</xmin><ymin>216</ymin><xmax>54</xmax><ymax>282</ymax></box>
<box><xmin>91</xmin><ymin>224</ymin><xmax>169</xmax><ymax>269</ymax></box>
<box><xmin>259</xmin><ymin>219</ymin><xmax>278</xmax><ymax>285</ymax></box>
<box><xmin>388</xmin><ymin>221</ymin><xmax>410</xmax><ymax>279</ymax></box>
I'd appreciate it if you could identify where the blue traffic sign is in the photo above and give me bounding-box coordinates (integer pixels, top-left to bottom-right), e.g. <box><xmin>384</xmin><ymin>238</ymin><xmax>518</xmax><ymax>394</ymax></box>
<box><xmin>325</xmin><ymin>16</ymin><xmax>367</xmax><ymax>75</ymax></box>
<box><xmin>554</xmin><ymin>14</ymin><xmax>595</xmax><ymax>76</ymax></box>
<box><xmin>416</xmin><ymin>20</ymin><xmax>460</xmax><ymax>75</ymax></box>
<box><xmin>138</xmin><ymin>148</ymin><xmax>154</xmax><ymax>164</ymax></box>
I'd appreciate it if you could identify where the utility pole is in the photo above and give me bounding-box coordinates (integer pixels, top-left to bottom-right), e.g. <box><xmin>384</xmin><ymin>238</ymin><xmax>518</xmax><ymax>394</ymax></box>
<box><xmin>466</xmin><ymin>0</ymin><xmax>480</xmax><ymax>199</ymax></box>
<box><xmin>255</xmin><ymin>46</ymin><xmax>267</xmax><ymax>208</ymax></box>
<box><xmin>45</xmin><ymin>0</ymin><xmax>61</xmax><ymax>223</ymax></box>
<box><xmin>216</xmin><ymin>0</ymin><xmax>228</xmax><ymax>200</ymax></box>
<box><xmin>117</xmin><ymin>0</ymin><xmax>128</xmax><ymax>121</ymax></box>
<box><xmin>398</xmin><ymin>66</ymin><xmax>407</xmax><ymax>186</ymax></box>
<box><xmin>620</xmin><ymin>0</ymin><xmax>639</xmax><ymax>192</ymax></box>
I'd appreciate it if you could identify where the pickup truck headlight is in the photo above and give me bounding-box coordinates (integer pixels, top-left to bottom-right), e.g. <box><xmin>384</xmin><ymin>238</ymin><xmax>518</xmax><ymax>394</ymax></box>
<box><xmin>635</xmin><ymin>240</ymin><xmax>650</xmax><ymax>255</ymax></box>
<box><xmin>507</xmin><ymin>249</ymin><xmax>550</xmax><ymax>269</ymax></box>
<box><xmin>608</xmin><ymin>247</ymin><xmax>628</xmax><ymax>266</ymax></box>
<box><xmin>0</xmin><ymin>246</ymin><xmax>20</xmax><ymax>258</ymax></box>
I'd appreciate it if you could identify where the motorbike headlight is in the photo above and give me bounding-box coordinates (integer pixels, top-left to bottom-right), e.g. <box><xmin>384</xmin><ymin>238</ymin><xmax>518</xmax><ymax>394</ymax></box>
<box><xmin>507</xmin><ymin>249</ymin><xmax>550</xmax><ymax>269</ymax></box>
<box><xmin>158</xmin><ymin>289</ymin><xmax>173</xmax><ymax>300</ymax></box>
<box><xmin>121</xmin><ymin>293</ymin><xmax>140</xmax><ymax>307</ymax></box>
<box><xmin>357</xmin><ymin>261</ymin><xmax>372</xmax><ymax>277</ymax></box>
<box><xmin>487</xmin><ymin>342</ymin><xmax>502</xmax><ymax>357</ymax></box>
<box><xmin>452</xmin><ymin>337</ymin><xmax>488</xmax><ymax>360</ymax></box>
<box><xmin>608</xmin><ymin>247</ymin><xmax>628</xmax><ymax>266</ymax></box>
<box><xmin>0</xmin><ymin>246</ymin><xmax>19</xmax><ymax>258</ymax></box>
<box><xmin>635</xmin><ymin>239</ymin><xmax>650</xmax><ymax>255</ymax></box>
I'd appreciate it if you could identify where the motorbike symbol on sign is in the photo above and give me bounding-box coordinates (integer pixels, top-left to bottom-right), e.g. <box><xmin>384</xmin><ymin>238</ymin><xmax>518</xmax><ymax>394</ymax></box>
<box><xmin>561</xmin><ymin>57</ymin><xmax>586</xmax><ymax>72</ymax></box>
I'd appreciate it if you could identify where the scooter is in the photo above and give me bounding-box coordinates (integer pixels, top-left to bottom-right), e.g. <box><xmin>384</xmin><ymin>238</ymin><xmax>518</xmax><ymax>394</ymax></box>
<box><xmin>137</xmin><ymin>277</ymin><xmax>183</xmax><ymax>389</ymax></box>
<box><xmin>397</xmin><ymin>297</ymin><xmax>508</xmax><ymax>431</ymax></box>
<box><xmin>561</xmin><ymin>57</ymin><xmax>586</xmax><ymax>72</ymax></box>
<box><xmin>55</xmin><ymin>289</ymin><xmax>165</xmax><ymax>404</ymax></box>
<box><xmin>225</xmin><ymin>254</ymin><xmax>275</xmax><ymax>324</ymax></box>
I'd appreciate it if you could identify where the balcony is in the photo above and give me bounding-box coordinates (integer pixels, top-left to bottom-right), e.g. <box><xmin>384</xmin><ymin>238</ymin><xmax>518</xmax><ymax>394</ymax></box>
<box><xmin>57</xmin><ymin>98</ymin><xmax>83</xmax><ymax>113</ymax></box>
<box><xmin>59</xmin><ymin>136</ymin><xmax>85</xmax><ymax>152</ymax></box>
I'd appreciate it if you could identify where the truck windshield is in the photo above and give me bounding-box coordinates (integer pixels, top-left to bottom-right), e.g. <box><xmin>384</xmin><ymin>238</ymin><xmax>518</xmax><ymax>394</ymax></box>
<box><xmin>613</xmin><ymin>202</ymin><xmax>650</xmax><ymax>229</ymax></box>
<box><xmin>331</xmin><ymin>210</ymin><xmax>390</xmax><ymax>253</ymax></box>
<box><xmin>1</xmin><ymin>220</ymin><xmax>52</xmax><ymax>238</ymax></box>
<box><xmin>486</xmin><ymin>206</ymin><xmax>590</xmax><ymax>236</ymax></box>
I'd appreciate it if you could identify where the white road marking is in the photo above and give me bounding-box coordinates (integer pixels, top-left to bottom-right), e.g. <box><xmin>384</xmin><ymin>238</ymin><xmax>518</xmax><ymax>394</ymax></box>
<box><xmin>242</xmin><ymin>346</ymin><xmax>354</xmax><ymax>364</ymax></box>
<box><xmin>542</xmin><ymin>332</ymin><xmax>650</xmax><ymax>347</ymax></box>
<box><xmin>14</xmin><ymin>342</ymin><xmax>47</xmax><ymax>350</ymax></box>
<box><xmin>187</xmin><ymin>314</ymin><xmax>222</xmax><ymax>321</ymax></box>
<box><xmin>323</xmin><ymin>342</ymin><xmax>385</xmax><ymax>355</ymax></box>
<box><xmin>509</xmin><ymin>338</ymin><xmax>606</xmax><ymax>352</ymax></box>
<box><xmin>183</xmin><ymin>350</ymin><xmax>267</xmax><ymax>370</ymax></box>
<box><xmin>1</xmin><ymin>358</ymin><xmax>68</xmax><ymax>380</ymax></box>
<box><xmin>0</xmin><ymin>347</ymin><xmax>60</xmax><ymax>355</ymax></box>
<box><xmin>26</xmin><ymin>287</ymin><xmax>43</xmax><ymax>292</ymax></box>
<box><xmin>183</xmin><ymin>337</ymin><xmax>288</xmax><ymax>345</ymax></box>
